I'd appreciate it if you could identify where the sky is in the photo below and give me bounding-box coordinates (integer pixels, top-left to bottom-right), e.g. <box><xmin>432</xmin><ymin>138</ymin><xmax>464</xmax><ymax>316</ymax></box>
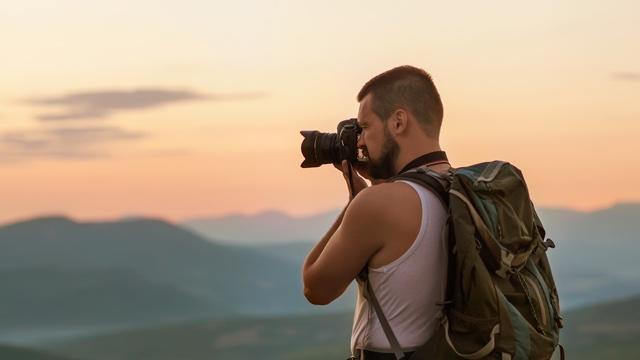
<box><xmin>0</xmin><ymin>0</ymin><xmax>639</xmax><ymax>224</ymax></box>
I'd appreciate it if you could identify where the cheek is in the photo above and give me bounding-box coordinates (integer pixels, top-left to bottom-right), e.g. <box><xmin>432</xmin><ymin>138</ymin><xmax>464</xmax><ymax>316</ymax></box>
<box><xmin>361</xmin><ymin>132</ymin><xmax>373</xmax><ymax>149</ymax></box>
<box><xmin>362</xmin><ymin>132</ymin><xmax>380</xmax><ymax>155</ymax></box>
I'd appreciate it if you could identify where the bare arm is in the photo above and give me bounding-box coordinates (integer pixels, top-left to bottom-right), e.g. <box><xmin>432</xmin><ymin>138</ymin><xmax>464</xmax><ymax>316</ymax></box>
<box><xmin>302</xmin><ymin>160</ymin><xmax>372</xmax><ymax>304</ymax></box>
<box><xmin>302</xmin><ymin>206</ymin><xmax>347</xmax><ymax>278</ymax></box>
<box><xmin>303</xmin><ymin>160</ymin><xmax>369</xmax><ymax>276</ymax></box>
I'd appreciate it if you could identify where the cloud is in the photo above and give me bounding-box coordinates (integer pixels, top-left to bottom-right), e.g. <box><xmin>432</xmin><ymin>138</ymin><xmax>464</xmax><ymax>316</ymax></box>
<box><xmin>611</xmin><ymin>72</ymin><xmax>640</xmax><ymax>82</ymax></box>
<box><xmin>25</xmin><ymin>88</ymin><xmax>264</xmax><ymax>121</ymax></box>
<box><xmin>0</xmin><ymin>126</ymin><xmax>146</xmax><ymax>161</ymax></box>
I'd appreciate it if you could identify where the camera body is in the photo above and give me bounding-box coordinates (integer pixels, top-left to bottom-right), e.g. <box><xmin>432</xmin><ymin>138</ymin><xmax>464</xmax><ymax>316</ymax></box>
<box><xmin>300</xmin><ymin>118</ymin><xmax>362</xmax><ymax>168</ymax></box>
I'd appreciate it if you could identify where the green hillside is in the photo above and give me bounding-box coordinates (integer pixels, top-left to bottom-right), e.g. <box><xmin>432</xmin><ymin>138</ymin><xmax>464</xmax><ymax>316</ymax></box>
<box><xmin>41</xmin><ymin>312</ymin><xmax>353</xmax><ymax>360</ymax></box>
<box><xmin>0</xmin><ymin>267</ymin><xmax>209</xmax><ymax>328</ymax></box>
<box><xmin>561</xmin><ymin>295</ymin><xmax>640</xmax><ymax>359</ymax></box>
<box><xmin>0</xmin><ymin>216</ymin><xmax>318</xmax><ymax>331</ymax></box>
<box><xmin>0</xmin><ymin>344</ymin><xmax>74</xmax><ymax>360</ymax></box>
<box><xmin>41</xmin><ymin>295</ymin><xmax>640</xmax><ymax>360</ymax></box>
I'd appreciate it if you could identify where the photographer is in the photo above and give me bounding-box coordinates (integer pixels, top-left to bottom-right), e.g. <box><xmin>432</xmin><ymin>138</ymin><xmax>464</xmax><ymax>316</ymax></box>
<box><xmin>302</xmin><ymin>65</ymin><xmax>450</xmax><ymax>359</ymax></box>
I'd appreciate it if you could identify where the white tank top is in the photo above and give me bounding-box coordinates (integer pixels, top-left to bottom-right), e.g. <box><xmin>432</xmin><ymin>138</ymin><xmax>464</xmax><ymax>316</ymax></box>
<box><xmin>350</xmin><ymin>180</ymin><xmax>448</xmax><ymax>354</ymax></box>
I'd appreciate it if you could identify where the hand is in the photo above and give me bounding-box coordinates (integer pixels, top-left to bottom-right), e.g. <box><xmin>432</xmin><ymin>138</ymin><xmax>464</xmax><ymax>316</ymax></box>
<box><xmin>334</xmin><ymin>160</ymin><xmax>369</xmax><ymax>199</ymax></box>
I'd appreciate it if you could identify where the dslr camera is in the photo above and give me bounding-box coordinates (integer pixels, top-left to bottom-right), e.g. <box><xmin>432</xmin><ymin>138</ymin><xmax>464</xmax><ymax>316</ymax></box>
<box><xmin>300</xmin><ymin>118</ymin><xmax>366</xmax><ymax>168</ymax></box>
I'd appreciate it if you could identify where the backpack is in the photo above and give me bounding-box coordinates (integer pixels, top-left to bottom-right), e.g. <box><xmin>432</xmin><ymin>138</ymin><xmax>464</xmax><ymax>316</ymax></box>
<box><xmin>359</xmin><ymin>161</ymin><xmax>564</xmax><ymax>360</ymax></box>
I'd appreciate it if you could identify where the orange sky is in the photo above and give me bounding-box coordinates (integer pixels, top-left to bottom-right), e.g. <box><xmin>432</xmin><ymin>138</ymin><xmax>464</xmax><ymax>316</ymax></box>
<box><xmin>1</xmin><ymin>1</ymin><xmax>639</xmax><ymax>224</ymax></box>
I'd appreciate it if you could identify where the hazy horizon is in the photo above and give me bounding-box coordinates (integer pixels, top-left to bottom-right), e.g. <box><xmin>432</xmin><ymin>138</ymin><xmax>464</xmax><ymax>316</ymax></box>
<box><xmin>2</xmin><ymin>200</ymin><xmax>639</xmax><ymax>227</ymax></box>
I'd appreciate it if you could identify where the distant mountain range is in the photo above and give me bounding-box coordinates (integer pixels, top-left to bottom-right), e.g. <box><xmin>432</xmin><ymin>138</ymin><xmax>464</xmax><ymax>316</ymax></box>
<box><xmin>0</xmin><ymin>216</ymin><xmax>353</xmax><ymax>344</ymax></box>
<box><xmin>183</xmin><ymin>203</ymin><xmax>640</xmax><ymax>309</ymax></box>
<box><xmin>183</xmin><ymin>209</ymin><xmax>339</xmax><ymax>245</ymax></box>
<box><xmin>537</xmin><ymin>203</ymin><xmax>640</xmax><ymax>308</ymax></box>
<box><xmin>37</xmin><ymin>294</ymin><xmax>640</xmax><ymax>360</ymax></box>
<box><xmin>1</xmin><ymin>202</ymin><xmax>638</xmax><ymax>348</ymax></box>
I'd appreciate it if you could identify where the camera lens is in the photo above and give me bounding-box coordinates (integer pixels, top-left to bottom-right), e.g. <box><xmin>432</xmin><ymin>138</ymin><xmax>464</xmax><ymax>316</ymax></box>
<box><xmin>300</xmin><ymin>131</ymin><xmax>339</xmax><ymax>168</ymax></box>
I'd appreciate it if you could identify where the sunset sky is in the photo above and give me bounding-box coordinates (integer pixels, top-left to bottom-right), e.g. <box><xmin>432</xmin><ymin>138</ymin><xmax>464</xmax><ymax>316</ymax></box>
<box><xmin>1</xmin><ymin>0</ymin><xmax>638</xmax><ymax>224</ymax></box>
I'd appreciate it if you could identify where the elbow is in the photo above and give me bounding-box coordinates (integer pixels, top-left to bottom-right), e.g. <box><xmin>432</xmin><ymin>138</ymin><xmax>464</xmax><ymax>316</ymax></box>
<box><xmin>304</xmin><ymin>286</ymin><xmax>332</xmax><ymax>306</ymax></box>
<box><xmin>302</xmin><ymin>271</ymin><xmax>333</xmax><ymax>305</ymax></box>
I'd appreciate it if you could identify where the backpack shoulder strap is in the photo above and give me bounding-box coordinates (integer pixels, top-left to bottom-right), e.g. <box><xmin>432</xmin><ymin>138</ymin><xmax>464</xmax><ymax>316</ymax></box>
<box><xmin>356</xmin><ymin>168</ymin><xmax>452</xmax><ymax>360</ymax></box>
<box><xmin>358</xmin><ymin>270</ymin><xmax>407</xmax><ymax>360</ymax></box>
<box><xmin>392</xmin><ymin>168</ymin><xmax>451</xmax><ymax>208</ymax></box>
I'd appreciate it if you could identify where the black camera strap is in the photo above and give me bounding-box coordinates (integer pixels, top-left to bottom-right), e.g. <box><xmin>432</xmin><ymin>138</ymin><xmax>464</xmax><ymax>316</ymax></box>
<box><xmin>347</xmin><ymin>163</ymin><xmax>357</xmax><ymax>199</ymax></box>
<box><xmin>397</xmin><ymin>151</ymin><xmax>449</xmax><ymax>175</ymax></box>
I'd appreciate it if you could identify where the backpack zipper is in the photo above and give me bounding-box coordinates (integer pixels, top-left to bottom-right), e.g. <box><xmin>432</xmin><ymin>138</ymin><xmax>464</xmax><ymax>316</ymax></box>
<box><xmin>521</xmin><ymin>271</ymin><xmax>549</xmax><ymax>330</ymax></box>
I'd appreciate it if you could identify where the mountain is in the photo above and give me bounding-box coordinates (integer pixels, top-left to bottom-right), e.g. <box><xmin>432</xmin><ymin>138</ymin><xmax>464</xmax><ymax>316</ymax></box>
<box><xmin>0</xmin><ymin>216</ymin><xmax>303</xmax><ymax>314</ymax></box>
<box><xmin>537</xmin><ymin>203</ymin><xmax>640</xmax><ymax>308</ymax></box>
<box><xmin>182</xmin><ymin>209</ymin><xmax>339</xmax><ymax>245</ymax></box>
<box><xmin>239</xmin><ymin>241</ymin><xmax>314</xmax><ymax>264</ymax></box>
<box><xmin>40</xmin><ymin>295</ymin><xmax>640</xmax><ymax>360</ymax></box>
<box><xmin>3</xmin><ymin>202</ymin><xmax>639</xmax><ymax>348</ymax></box>
<box><xmin>0</xmin><ymin>267</ymin><xmax>209</xmax><ymax>328</ymax></box>
<box><xmin>185</xmin><ymin>204</ymin><xmax>640</xmax><ymax>309</ymax></box>
<box><xmin>0</xmin><ymin>216</ymin><xmax>353</xmax><ymax>344</ymax></box>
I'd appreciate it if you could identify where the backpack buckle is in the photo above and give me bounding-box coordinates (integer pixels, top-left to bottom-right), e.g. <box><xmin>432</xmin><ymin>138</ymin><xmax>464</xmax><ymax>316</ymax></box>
<box><xmin>544</xmin><ymin>238</ymin><xmax>556</xmax><ymax>249</ymax></box>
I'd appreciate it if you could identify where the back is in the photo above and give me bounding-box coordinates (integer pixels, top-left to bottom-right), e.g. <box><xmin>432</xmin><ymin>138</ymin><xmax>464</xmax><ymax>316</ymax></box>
<box><xmin>350</xmin><ymin>180</ymin><xmax>448</xmax><ymax>354</ymax></box>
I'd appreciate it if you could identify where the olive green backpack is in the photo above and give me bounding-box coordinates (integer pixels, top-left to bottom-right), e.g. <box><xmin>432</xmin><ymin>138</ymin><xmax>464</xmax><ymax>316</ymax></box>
<box><xmin>361</xmin><ymin>161</ymin><xmax>564</xmax><ymax>360</ymax></box>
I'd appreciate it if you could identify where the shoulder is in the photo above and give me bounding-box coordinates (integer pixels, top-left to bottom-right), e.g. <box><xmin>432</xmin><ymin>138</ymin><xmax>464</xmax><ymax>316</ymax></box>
<box><xmin>354</xmin><ymin>181</ymin><xmax>419</xmax><ymax>205</ymax></box>
<box><xmin>345</xmin><ymin>181</ymin><xmax>421</xmax><ymax>228</ymax></box>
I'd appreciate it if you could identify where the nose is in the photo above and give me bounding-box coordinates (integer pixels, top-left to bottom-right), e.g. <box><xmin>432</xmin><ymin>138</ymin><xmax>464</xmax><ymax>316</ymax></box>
<box><xmin>357</xmin><ymin>133</ymin><xmax>365</xmax><ymax>148</ymax></box>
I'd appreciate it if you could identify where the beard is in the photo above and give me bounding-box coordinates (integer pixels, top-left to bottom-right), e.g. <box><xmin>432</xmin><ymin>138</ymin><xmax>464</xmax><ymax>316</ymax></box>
<box><xmin>368</xmin><ymin>129</ymin><xmax>399</xmax><ymax>180</ymax></box>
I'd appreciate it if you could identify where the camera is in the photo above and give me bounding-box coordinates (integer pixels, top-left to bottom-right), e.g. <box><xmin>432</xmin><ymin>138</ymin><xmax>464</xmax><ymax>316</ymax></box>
<box><xmin>300</xmin><ymin>118</ymin><xmax>364</xmax><ymax>168</ymax></box>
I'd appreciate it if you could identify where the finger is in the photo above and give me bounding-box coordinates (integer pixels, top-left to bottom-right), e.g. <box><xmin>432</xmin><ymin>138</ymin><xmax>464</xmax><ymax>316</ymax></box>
<box><xmin>341</xmin><ymin>160</ymin><xmax>349</xmax><ymax>177</ymax></box>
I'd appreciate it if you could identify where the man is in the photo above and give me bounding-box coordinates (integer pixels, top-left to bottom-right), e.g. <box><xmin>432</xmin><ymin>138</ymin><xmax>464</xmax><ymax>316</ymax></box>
<box><xmin>302</xmin><ymin>65</ymin><xmax>451</xmax><ymax>359</ymax></box>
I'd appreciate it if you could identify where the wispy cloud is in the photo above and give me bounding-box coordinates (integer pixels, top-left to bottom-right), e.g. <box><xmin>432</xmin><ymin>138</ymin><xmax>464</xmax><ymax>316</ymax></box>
<box><xmin>611</xmin><ymin>72</ymin><xmax>640</xmax><ymax>82</ymax></box>
<box><xmin>25</xmin><ymin>88</ymin><xmax>264</xmax><ymax>121</ymax></box>
<box><xmin>0</xmin><ymin>126</ymin><xmax>146</xmax><ymax>161</ymax></box>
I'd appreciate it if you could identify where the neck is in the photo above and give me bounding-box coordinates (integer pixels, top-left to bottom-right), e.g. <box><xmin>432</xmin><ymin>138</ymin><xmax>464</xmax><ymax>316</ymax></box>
<box><xmin>394</xmin><ymin>138</ymin><xmax>443</xmax><ymax>175</ymax></box>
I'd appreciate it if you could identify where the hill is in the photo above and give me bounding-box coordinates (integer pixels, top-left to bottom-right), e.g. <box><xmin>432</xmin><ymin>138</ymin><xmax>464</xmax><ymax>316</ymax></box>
<box><xmin>182</xmin><ymin>209</ymin><xmax>339</xmax><ymax>245</ymax></box>
<box><xmin>40</xmin><ymin>312</ymin><xmax>352</xmax><ymax>360</ymax></box>
<box><xmin>538</xmin><ymin>203</ymin><xmax>640</xmax><ymax>308</ymax></box>
<box><xmin>185</xmin><ymin>204</ymin><xmax>640</xmax><ymax>309</ymax></box>
<box><xmin>0</xmin><ymin>267</ymin><xmax>209</xmax><ymax>328</ymax></box>
<box><xmin>0</xmin><ymin>216</ymin><xmax>354</xmax><ymax>344</ymax></box>
<box><xmin>41</xmin><ymin>295</ymin><xmax>640</xmax><ymax>360</ymax></box>
<box><xmin>0</xmin><ymin>344</ymin><xmax>74</xmax><ymax>360</ymax></box>
<box><xmin>561</xmin><ymin>294</ymin><xmax>640</xmax><ymax>358</ymax></box>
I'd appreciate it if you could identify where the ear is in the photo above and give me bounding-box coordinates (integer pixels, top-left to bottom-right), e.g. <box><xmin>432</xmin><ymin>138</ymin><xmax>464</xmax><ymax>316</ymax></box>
<box><xmin>388</xmin><ymin>109</ymin><xmax>408</xmax><ymax>135</ymax></box>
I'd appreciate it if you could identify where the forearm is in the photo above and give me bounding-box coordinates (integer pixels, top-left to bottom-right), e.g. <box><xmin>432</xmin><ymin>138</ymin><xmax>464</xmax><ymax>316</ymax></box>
<box><xmin>303</xmin><ymin>205</ymin><xmax>348</xmax><ymax>272</ymax></box>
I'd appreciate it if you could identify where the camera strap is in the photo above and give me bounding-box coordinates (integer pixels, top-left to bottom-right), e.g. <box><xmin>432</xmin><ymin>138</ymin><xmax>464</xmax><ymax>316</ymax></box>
<box><xmin>397</xmin><ymin>151</ymin><xmax>449</xmax><ymax>175</ymax></box>
<box><xmin>347</xmin><ymin>163</ymin><xmax>357</xmax><ymax>199</ymax></box>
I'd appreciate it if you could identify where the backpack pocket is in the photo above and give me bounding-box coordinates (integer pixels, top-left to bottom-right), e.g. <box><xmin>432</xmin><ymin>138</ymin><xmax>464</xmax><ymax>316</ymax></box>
<box><xmin>445</xmin><ymin>309</ymin><xmax>501</xmax><ymax>359</ymax></box>
<box><xmin>496</xmin><ymin>285</ymin><xmax>558</xmax><ymax>360</ymax></box>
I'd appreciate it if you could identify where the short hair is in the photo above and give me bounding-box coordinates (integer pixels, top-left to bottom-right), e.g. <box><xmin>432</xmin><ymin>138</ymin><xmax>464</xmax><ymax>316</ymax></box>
<box><xmin>357</xmin><ymin>65</ymin><xmax>443</xmax><ymax>138</ymax></box>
